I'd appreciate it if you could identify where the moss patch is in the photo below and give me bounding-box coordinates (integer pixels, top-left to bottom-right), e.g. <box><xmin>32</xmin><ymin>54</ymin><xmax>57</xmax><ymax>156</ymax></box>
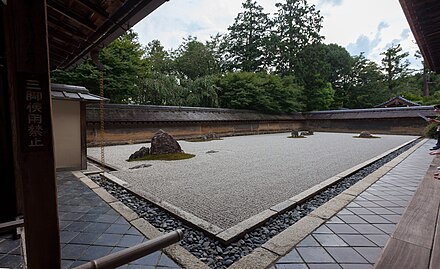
<box><xmin>186</xmin><ymin>138</ymin><xmax>223</xmax><ymax>142</ymax></box>
<box><xmin>127</xmin><ymin>153</ymin><xmax>195</xmax><ymax>161</ymax></box>
<box><xmin>353</xmin><ymin>136</ymin><xmax>381</xmax><ymax>139</ymax></box>
<box><xmin>287</xmin><ymin>136</ymin><xmax>306</xmax><ymax>138</ymax></box>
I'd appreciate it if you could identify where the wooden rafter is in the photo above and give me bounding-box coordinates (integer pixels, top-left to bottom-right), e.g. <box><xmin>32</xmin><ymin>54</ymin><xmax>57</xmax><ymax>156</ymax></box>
<box><xmin>47</xmin><ymin>0</ymin><xmax>97</xmax><ymax>32</ymax></box>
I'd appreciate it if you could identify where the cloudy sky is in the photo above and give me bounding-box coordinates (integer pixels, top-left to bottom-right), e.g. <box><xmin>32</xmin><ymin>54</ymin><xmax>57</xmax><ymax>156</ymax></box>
<box><xmin>133</xmin><ymin>0</ymin><xmax>421</xmax><ymax>69</ymax></box>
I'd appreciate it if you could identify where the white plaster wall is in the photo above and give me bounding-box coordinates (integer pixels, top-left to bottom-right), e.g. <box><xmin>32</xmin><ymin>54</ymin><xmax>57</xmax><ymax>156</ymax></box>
<box><xmin>52</xmin><ymin>100</ymin><xmax>81</xmax><ymax>170</ymax></box>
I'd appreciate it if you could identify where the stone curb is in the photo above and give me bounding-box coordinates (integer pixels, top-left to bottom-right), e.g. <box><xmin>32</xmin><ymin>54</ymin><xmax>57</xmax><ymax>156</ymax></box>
<box><xmin>262</xmin><ymin>216</ymin><xmax>325</xmax><ymax>256</ymax></box>
<box><xmin>94</xmin><ymin>187</ymin><xmax>118</xmax><ymax>203</ymax></box>
<box><xmin>125</xmin><ymin>185</ymin><xmax>223</xmax><ymax>237</ymax></box>
<box><xmin>286</xmin><ymin>138</ymin><xmax>421</xmax><ymax>207</ymax></box>
<box><xmin>86</xmin><ymin>155</ymin><xmax>120</xmax><ymax>171</ymax></box>
<box><xmin>83</xmin><ymin>138</ymin><xmax>424</xmax><ymax>247</ymax></box>
<box><xmin>247</xmin><ymin>138</ymin><xmax>427</xmax><ymax>268</ymax></box>
<box><xmin>227</xmin><ymin>247</ymin><xmax>279</xmax><ymax>269</ymax></box>
<box><xmin>82</xmin><ymin>170</ymin><xmax>102</xmax><ymax>175</ymax></box>
<box><xmin>216</xmin><ymin>209</ymin><xmax>278</xmax><ymax>244</ymax></box>
<box><xmin>77</xmin><ymin>175</ymin><xmax>100</xmax><ymax>189</ymax></box>
<box><xmin>102</xmin><ymin>172</ymin><xmax>130</xmax><ymax>187</ymax></box>
<box><xmin>72</xmin><ymin>171</ymin><xmax>203</xmax><ymax>269</ymax></box>
<box><xmin>130</xmin><ymin>218</ymin><xmax>210</xmax><ymax>269</ymax></box>
<box><xmin>309</xmin><ymin>194</ymin><xmax>355</xmax><ymax>220</ymax></box>
<box><xmin>162</xmin><ymin>244</ymin><xmax>210</xmax><ymax>269</ymax></box>
<box><xmin>109</xmin><ymin>201</ymin><xmax>139</xmax><ymax>222</ymax></box>
<box><xmin>71</xmin><ymin>138</ymin><xmax>427</xmax><ymax>269</ymax></box>
<box><xmin>161</xmin><ymin>201</ymin><xmax>224</xmax><ymax>235</ymax></box>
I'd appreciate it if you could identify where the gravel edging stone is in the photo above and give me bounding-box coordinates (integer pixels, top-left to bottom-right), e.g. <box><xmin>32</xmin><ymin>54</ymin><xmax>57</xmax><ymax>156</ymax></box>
<box><xmin>82</xmin><ymin>138</ymin><xmax>424</xmax><ymax>269</ymax></box>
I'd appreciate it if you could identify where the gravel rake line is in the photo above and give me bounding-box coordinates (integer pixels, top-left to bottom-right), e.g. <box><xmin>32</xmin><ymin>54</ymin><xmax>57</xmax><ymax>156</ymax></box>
<box><xmin>89</xmin><ymin>138</ymin><xmax>419</xmax><ymax>269</ymax></box>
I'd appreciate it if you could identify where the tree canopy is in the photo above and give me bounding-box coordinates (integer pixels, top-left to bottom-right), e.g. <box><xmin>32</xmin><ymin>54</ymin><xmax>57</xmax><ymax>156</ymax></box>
<box><xmin>51</xmin><ymin>0</ymin><xmax>438</xmax><ymax>113</ymax></box>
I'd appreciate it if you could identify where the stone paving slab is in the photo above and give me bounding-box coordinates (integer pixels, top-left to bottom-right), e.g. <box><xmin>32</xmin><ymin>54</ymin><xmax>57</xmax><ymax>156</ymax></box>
<box><xmin>88</xmin><ymin>132</ymin><xmax>416</xmax><ymax>229</ymax></box>
<box><xmin>0</xmin><ymin>137</ymin><xmax>431</xmax><ymax>269</ymax></box>
<box><xmin>270</xmin><ymin>140</ymin><xmax>434</xmax><ymax>269</ymax></box>
<box><xmin>0</xmin><ymin>172</ymin><xmax>182</xmax><ymax>269</ymax></box>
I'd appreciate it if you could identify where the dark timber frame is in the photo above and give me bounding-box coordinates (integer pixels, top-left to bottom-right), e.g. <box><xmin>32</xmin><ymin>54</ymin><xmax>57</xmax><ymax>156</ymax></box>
<box><xmin>400</xmin><ymin>0</ymin><xmax>440</xmax><ymax>73</ymax></box>
<box><xmin>1</xmin><ymin>0</ymin><xmax>167</xmax><ymax>268</ymax></box>
<box><xmin>2</xmin><ymin>1</ymin><xmax>61</xmax><ymax>268</ymax></box>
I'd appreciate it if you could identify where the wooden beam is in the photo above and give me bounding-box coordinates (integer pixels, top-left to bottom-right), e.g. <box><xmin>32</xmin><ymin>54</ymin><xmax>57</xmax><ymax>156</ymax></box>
<box><xmin>2</xmin><ymin>0</ymin><xmax>61</xmax><ymax>268</ymax></box>
<box><xmin>49</xmin><ymin>27</ymin><xmax>85</xmax><ymax>44</ymax></box>
<box><xmin>430</xmin><ymin>206</ymin><xmax>440</xmax><ymax>269</ymax></box>
<box><xmin>47</xmin><ymin>0</ymin><xmax>97</xmax><ymax>32</ymax></box>
<box><xmin>374</xmin><ymin>238</ymin><xmax>431</xmax><ymax>269</ymax></box>
<box><xmin>48</xmin><ymin>19</ymin><xmax>88</xmax><ymax>41</ymax></box>
<box><xmin>77</xmin><ymin>0</ymin><xmax>110</xmax><ymax>18</ymax></box>
<box><xmin>392</xmin><ymin>172</ymin><xmax>440</xmax><ymax>248</ymax></box>
<box><xmin>49</xmin><ymin>44</ymin><xmax>73</xmax><ymax>60</ymax></box>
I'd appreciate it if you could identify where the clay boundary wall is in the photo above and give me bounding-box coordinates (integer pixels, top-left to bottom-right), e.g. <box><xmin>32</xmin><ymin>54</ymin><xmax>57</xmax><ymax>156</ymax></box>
<box><xmin>86</xmin><ymin>104</ymin><xmax>435</xmax><ymax>146</ymax></box>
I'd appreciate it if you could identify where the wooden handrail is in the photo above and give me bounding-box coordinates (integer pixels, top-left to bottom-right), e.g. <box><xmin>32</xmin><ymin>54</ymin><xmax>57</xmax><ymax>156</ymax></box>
<box><xmin>74</xmin><ymin>229</ymin><xmax>183</xmax><ymax>269</ymax></box>
<box><xmin>0</xmin><ymin>219</ymin><xmax>24</xmax><ymax>234</ymax></box>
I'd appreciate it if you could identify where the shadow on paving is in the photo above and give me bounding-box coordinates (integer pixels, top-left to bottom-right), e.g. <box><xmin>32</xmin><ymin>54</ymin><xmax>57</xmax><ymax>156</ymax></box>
<box><xmin>0</xmin><ymin>172</ymin><xmax>181</xmax><ymax>269</ymax></box>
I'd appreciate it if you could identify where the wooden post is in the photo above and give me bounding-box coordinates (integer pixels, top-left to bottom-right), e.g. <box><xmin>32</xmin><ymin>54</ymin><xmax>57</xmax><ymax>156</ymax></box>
<box><xmin>0</xmin><ymin>3</ymin><xmax>18</xmax><ymax>225</ymax></box>
<box><xmin>2</xmin><ymin>0</ymin><xmax>61</xmax><ymax>268</ymax></box>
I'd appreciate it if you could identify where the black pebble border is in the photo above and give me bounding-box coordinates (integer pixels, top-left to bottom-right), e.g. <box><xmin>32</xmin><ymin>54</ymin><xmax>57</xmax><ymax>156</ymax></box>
<box><xmin>90</xmin><ymin>139</ymin><xmax>420</xmax><ymax>269</ymax></box>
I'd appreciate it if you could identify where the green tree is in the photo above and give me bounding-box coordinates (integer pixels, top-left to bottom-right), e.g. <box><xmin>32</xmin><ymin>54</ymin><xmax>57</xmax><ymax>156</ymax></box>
<box><xmin>173</xmin><ymin>36</ymin><xmax>219</xmax><ymax>80</ymax></box>
<box><xmin>145</xmin><ymin>39</ymin><xmax>172</xmax><ymax>74</ymax></box>
<box><xmin>216</xmin><ymin>72</ymin><xmax>304</xmax><ymax>113</ymax></box>
<box><xmin>346</xmin><ymin>54</ymin><xmax>388</xmax><ymax>108</ymax></box>
<box><xmin>52</xmin><ymin>30</ymin><xmax>147</xmax><ymax>104</ymax></box>
<box><xmin>223</xmin><ymin>0</ymin><xmax>271</xmax><ymax>71</ymax></box>
<box><xmin>185</xmin><ymin>76</ymin><xmax>219</xmax><ymax>108</ymax></box>
<box><xmin>206</xmin><ymin>33</ymin><xmax>229</xmax><ymax>73</ymax></box>
<box><xmin>294</xmin><ymin>43</ymin><xmax>352</xmax><ymax>108</ymax></box>
<box><xmin>302</xmin><ymin>74</ymin><xmax>335</xmax><ymax>111</ymax></box>
<box><xmin>272</xmin><ymin>0</ymin><xmax>323</xmax><ymax>76</ymax></box>
<box><xmin>137</xmin><ymin>72</ymin><xmax>185</xmax><ymax>106</ymax></box>
<box><xmin>51</xmin><ymin>60</ymin><xmax>100</xmax><ymax>94</ymax></box>
<box><xmin>380</xmin><ymin>44</ymin><xmax>410</xmax><ymax>95</ymax></box>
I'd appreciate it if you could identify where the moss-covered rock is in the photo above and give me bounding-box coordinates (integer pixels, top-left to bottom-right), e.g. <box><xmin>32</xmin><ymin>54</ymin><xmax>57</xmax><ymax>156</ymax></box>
<box><xmin>127</xmin><ymin>153</ymin><xmax>195</xmax><ymax>161</ymax></box>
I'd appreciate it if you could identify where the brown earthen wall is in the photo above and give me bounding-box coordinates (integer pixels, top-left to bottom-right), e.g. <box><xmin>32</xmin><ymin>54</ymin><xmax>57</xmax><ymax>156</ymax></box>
<box><xmin>86</xmin><ymin>121</ymin><xmax>305</xmax><ymax>146</ymax></box>
<box><xmin>304</xmin><ymin>118</ymin><xmax>426</xmax><ymax>136</ymax></box>
<box><xmin>86</xmin><ymin>105</ymin><xmax>433</xmax><ymax>146</ymax></box>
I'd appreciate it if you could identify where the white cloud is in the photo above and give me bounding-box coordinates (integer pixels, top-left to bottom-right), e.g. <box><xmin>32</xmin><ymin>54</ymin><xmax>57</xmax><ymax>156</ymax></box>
<box><xmin>133</xmin><ymin>0</ymin><xmax>421</xmax><ymax>69</ymax></box>
<box><xmin>317</xmin><ymin>0</ymin><xmax>343</xmax><ymax>7</ymax></box>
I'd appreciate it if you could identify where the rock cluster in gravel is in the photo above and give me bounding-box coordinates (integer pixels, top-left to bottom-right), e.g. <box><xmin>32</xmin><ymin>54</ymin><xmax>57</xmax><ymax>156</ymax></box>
<box><xmin>90</xmin><ymin>139</ymin><xmax>418</xmax><ymax>269</ymax></box>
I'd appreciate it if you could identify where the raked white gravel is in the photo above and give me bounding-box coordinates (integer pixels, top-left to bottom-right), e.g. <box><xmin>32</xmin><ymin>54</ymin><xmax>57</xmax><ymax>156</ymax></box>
<box><xmin>88</xmin><ymin>132</ymin><xmax>417</xmax><ymax>229</ymax></box>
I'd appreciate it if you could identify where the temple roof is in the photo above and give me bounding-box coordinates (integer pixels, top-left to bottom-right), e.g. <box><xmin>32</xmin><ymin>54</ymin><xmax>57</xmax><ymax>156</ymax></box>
<box><xmin>374</xmin><ymin>95</ymin><xmax>421</xmax><ymax>108</ymax></box>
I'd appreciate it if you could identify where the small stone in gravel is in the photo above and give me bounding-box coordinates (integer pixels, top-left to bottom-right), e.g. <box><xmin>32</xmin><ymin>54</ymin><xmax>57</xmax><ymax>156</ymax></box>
<box><xmin>129</xmin><ymin>164</ymin><xmax>152</xmax><ymax>169</ymax></box>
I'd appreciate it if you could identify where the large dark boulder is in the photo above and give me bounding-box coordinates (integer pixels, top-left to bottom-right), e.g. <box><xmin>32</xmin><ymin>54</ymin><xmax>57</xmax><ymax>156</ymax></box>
<box><xmin>128</xmin><ymin>146</ymin><xmax>150</xmax><ymax>161</ymax></box>
<box><xmin>150</xmin><ymin>130</ymin><xmax>183</xmax><ymax>155</ymax></box>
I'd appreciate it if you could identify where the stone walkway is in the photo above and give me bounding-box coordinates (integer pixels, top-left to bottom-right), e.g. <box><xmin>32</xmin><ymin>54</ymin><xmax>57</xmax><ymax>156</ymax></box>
<box><xmin>0</xmin><ymin>141</ymin><xmax>434</xmax><ymax>269</ymax></box>
<box><xmin>271</xmin><ymin>141</ymin><xmax>434</xmax><ymax>269</ymax></box>
<box><xmin>0</xmin><ymin>172</ymin><xmax>181</xmax><ymax>269</ymax></box>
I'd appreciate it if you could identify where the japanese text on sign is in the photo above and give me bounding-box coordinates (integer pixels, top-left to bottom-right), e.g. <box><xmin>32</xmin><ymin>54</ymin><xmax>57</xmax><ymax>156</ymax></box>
<box><xmin>25</xmin><ymin>80</ymin><xmax>44</xmax><ymax>147</ymax></box>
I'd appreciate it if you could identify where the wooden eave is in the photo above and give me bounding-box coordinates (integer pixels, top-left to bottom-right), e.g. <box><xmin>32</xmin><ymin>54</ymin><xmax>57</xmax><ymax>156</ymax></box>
<box><xmin>400</xmin><ymin>0</ymin><xmax>440</xmax><ymax>73</ymax></box>
<box><xmin>47</xmin><ymin>0</ymin><xmax>168</xmax><ymax>70</ymax></box>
